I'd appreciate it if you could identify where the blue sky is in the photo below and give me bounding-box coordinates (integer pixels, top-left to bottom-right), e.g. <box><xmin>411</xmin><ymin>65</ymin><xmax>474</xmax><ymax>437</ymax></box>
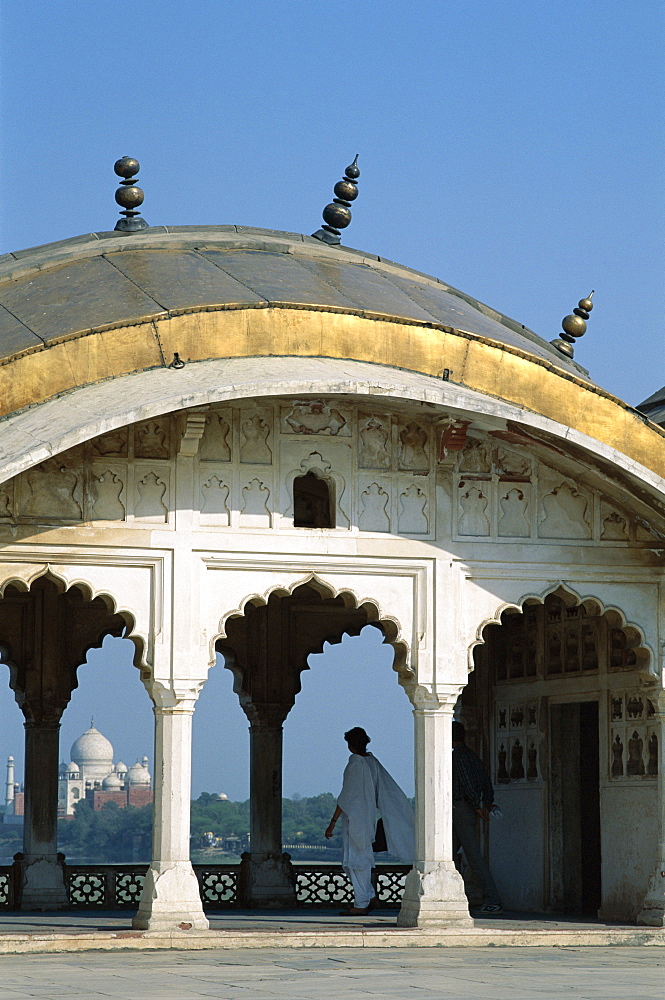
<box><xmin>0</xmin><ymin>0</ymin><xmax>663</xmax><ymax>802</ymax></box>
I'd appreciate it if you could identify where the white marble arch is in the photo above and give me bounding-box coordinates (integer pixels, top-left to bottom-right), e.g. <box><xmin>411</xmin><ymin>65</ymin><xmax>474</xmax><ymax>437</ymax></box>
<box><xmin>456</xmin><ymin>566</ymin><xmax>661</xmax><ymax>682</ymax></box>
<box><xmin>459</xmin><ymin>575</ymin><xmax>664</xmax><ymax>925</ymax></box>
<box><xmin>1</xmin><ymin>357</ymin><xmax>663</xmax><ymax>512</ymax></box>
<box><xmin>202</xmin><ymin>557</ymin><xmax>434</xmax><ymax>692</ymax></box>
<box><xmin>0</xmin><ymin>551</ymin><xmax>164</xmax><ymax>680</ymax></box>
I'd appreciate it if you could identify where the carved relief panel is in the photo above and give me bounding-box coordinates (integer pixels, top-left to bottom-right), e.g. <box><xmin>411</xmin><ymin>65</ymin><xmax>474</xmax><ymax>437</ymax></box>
<box><xmin>281</xmin><ymin>400</ymin><xmax>351</xmax><ymax>437</ymax></box>
<box><xmin>240</xmin><ymin>412</ymin><xmax>273</xmax><ymax>465</ymax></box>
<box><xmin>454</xmin><ymin>437</ymin><xmax>535</xmax><ymax>541</ymax></box>
<box><xmin>495</xmin><ymin>699</ymin><xmax>540</xmax><ymax>784</ymax></box>
<box><xmin>358</xmin><ymin>414</ymin><xmax>391</xmax><ymax>470</ymax></box>
<box><xmin>450</xmin><ymin>434</ymin><xmax>659</xmax><ymax>546</ymax></box>
<box><xmin>0</xmin><ymin>480</ymin><xmax>13</xmax><ymax>521</ymax></box>
<box><xmin>199</xmin><ymin>409</ymin><xmax>232</xmax><ymax>463</ymax></box>
<box><xmin>17</xmin><ymin>448</ymin><xmax>84</xmax><ymax>522</ymax></box>
<box><xmin>85</xmin><ymin>417</ymin><xmax>176</xmax><ymax>526</ymax></box>
<box><xmin>358</xmin><ymin>481</ymin><xmax>391</xmax><ymax>532</ymax></box>
<box><xmin>609</xmin><ymin>690</ymin><xmax>657</xmax><ymax>780</ymax></box>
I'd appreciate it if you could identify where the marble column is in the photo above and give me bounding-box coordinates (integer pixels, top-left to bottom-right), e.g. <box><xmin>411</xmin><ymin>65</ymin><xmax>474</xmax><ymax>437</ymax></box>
<box><xmin>638</xmin><ymin>690</ymin><xmax>665</xmax><ymax>926</ymax></box>
<box><xmin>244</xmin><ymin>706</ymin><xmax>296</xmax><ymax>906</ymax></box>
<box><xmin>133</xmin><ymin>691</ymin><xmax>208</xmax><ymax>930</ymax></box>
<box><xmin>20</xmin><ymin>719</ymin><xmax>67</xmax><ymax>910</ymax></box>
<box><xmin>398</xmin><ymin>687</ymin><xmax>472</xmax><ymax>928</ymax></box>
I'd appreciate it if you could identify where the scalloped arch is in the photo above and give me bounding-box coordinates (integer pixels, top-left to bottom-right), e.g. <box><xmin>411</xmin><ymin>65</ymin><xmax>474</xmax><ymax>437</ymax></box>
<box><xmin>468</xmin><ymin>581</ymin><xmax>654</xmax><ymax>678</ymax></box>
<box><xmin>0</xmin><ymin>567</ymin><xmax>150</xmax><ymax>679</ymax></box>
<box><xmin>212</xmin><ymin>572</ymin><xmax>412</xmax><ymax>686</ymax></box>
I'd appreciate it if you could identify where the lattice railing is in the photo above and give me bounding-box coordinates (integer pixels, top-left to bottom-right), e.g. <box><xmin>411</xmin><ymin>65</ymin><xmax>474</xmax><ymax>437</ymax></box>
<box><xmin>293</xmin><ymin>864</ymin><xmax>410</xmax><ymax>906</ymax></box>
<box><xmin>0</xmin><ymin>862</ymin><xmax>409</xmax><ymax>909</ymax></box>
<box><xmin>0</xmin><ymin>871</ymin><xmax>12</xmax><ymax>907</ymax></box>
<box><xmin>68</xmin><ymin>866</ymin><xmax>147</xmax><ymax>908</ymax></box>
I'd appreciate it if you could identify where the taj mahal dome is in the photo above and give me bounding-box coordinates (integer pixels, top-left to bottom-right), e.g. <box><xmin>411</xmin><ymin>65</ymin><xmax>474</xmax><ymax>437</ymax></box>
<box><xmin>0</xmin><ymin>155</ymin><xmax>662</xmax><ymax>933</ymax></box>
<box><xmin>58</xmin><ymin>724</ymin><xmax>151</xmax><ymax>817</ymax></box>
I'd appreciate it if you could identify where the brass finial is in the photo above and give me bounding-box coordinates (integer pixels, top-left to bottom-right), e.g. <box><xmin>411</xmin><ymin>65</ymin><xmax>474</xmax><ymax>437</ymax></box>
<box><xmin>113</xmin><ymin>156</ymin><xmax>149</xmax><ymax>232</ymax></box>
<box><xmin>550</xmin><ymin>291</ymin><xmax>594</xmax><ymax>358</ymax></box>
<box><xmin>312</xmin><ymin>155</ymin><xmax>360</xmax><ymax>245</ymax></box>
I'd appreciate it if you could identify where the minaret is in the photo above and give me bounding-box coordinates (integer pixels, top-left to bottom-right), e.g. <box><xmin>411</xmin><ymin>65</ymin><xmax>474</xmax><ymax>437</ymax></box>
<box><xmin>5</xmin><ymin>755</ymin><xmax>15</xmax><ymax>811</ymax></box>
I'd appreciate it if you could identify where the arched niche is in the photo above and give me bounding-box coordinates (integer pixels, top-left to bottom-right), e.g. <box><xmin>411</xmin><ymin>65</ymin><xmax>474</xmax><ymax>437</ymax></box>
<box><xmin>470</xmin><ymin>587</ymin><xmax>651</xmax><ymax>684</ymax></box>
<box><xmin>293</xmin><ymin>471</ymin><xmax>334</xmax><ymax>529</ymax></box>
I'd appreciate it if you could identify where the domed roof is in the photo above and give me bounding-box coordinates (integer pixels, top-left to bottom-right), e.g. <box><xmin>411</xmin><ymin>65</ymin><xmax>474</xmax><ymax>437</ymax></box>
<box><xmin>115</xmin><ymin>761</ymin><xmax>127</xmax><ymax>773</ymax></box>
<box><xmin>637</xmin><ymin>386</ymin><xmax>665</xmax><ymax>428</ymax></box>
<box><xmin>67</xmin><ymin>761</ymin><xmax>80</xmax><ymax>774</ymax></box>
<box><xmin>70</xmin><ymin>726</ymin><xmax>113</xmax><ymax>769</ymax></box>
<box><xmin>127</xmin><ymin>761</ymin><xmax>151</xmax><ymax>786</ymax></box>
<box><xmin>0</xmin><ymin>226</ymin><xmax>587</xmax><ymax>378</ymax></box>
<box><xmin>0</xmin><ymin>225</ymin><xmax>663</xmax><ymax>490</ymax></box>
<box><xmin>102</xmin><ymin>772</ymin><xmax>123</xmax><ymax>790</ymax></box>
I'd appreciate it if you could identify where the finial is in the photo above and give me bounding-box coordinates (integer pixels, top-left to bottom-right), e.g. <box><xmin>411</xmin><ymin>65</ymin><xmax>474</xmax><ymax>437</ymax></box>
<box><xmin>550</xmin><ymin>290</ymin><xmax>594</xmax><ymax>358</ymax></box>
<box><xmin>312</xmin><ymin>155</ymin><xmax>360</xmax><ymax>245</ymax></box>
<box><xmin>113</xmin><ymin>156</ymin><xmax>149</xmax><ymax>232</ymax></box>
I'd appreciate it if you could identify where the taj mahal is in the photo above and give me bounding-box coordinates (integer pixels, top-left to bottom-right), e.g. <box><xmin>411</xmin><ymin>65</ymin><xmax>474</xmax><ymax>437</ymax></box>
<box><xmin>3</xmin><ymin>725</ymin><xmax>152</xmax><ymax>822</ymax></box>
<box><xmin>58</xmin><ymin>724</ymin><xmax>152</xmax><ymax>817</ymax></box>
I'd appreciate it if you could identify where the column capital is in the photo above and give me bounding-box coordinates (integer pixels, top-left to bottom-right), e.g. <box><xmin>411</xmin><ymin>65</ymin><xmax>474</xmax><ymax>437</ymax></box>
<box><xmin>410</xmin><ymin>684</ymin><xmax>464</xmax><ymax>712</ymax></box>
<box><xmin>245</xmin><ymin>702</ymin><xmax>289</xmax><ymax>729</ymax></box>
<box><xmin>149</xmin><ymin>680</ymin><xmax>204</xmax><ymax>712</ymax></box>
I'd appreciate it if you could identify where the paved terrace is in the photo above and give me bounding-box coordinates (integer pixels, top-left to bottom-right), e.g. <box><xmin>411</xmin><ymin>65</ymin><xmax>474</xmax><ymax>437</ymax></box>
<box><xmin>0</xmin><ymin>910</ymin><xmax>662</xmax><ymax>955</ymax></box>
<box><xmin>0</xmin><ymin>943</ymin><xmax>663</xmax><ymax>1000</ymax></box>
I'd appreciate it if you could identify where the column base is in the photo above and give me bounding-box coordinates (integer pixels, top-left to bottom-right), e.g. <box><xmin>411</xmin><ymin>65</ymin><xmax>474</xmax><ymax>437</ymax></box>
<box><xmin>20</xmin><ymin>857</ymin><xmax>68</xmax><ymax>910</ymax></box>
<box><xmin>132</xmin><ymin>861</ymin><xmax>209</xmax><ymax>931</ymax></box>
<box><xmin>397</xmin><ymin>862</ymin><xmax>473</xmax><ymax>928</ymax></box>
<box><xmin>241</xmin><ymin>852</ymin><xmax>296</xmax><ymax>907</ymax></box>
<box><xmin>637</xmin><ymin>864</ymin><xmax>665</xmax><ymax>926</ymax></box>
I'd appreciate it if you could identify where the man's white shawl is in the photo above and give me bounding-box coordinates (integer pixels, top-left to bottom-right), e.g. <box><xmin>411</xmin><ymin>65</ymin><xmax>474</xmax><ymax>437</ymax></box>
<box><xmin>337</xmin><ymin>753</ymin><xmax>414</xmax><ymax>869</ymax></box>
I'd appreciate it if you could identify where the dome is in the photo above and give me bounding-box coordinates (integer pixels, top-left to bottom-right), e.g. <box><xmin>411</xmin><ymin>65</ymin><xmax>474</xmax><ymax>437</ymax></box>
<box><xmin>67</xmin><ymin>761</ymin><xmax>80</xmax><ymax>776</ymax></box>
<box><xmin>102</xmin><ymin>772</ymin><xmax>123</xmax><ymax>790</ymax></box>
<box><xmin>0</xmin><ymin>225</ymin><xmax>663</xmax><ymax>491</ymax></box>
<box><xmin>127</xmin><ymin>761</ymin><xmax>151</xmax><ymax>786</ymax></box>
<box><xmin>69</xmin><ymin>726</ymin><xmax>113</xmax><ymax>782</ymax></box>
<box><xmin>637</xmin><ymin>386</ymin><xmax>665</xmax><ymax>429</ymax></box>
<box><xmin>115</xmin><ymin>761</ymin><xmax>127</xmax><ymax>774</ymax></box>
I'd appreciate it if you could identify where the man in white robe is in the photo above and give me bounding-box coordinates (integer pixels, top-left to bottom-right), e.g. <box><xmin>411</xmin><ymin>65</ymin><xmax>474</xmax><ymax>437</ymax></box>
<box><xmin>325</xmin><ymin>727</ymin><xmax>414</xmax><ymax>915</ymax></box>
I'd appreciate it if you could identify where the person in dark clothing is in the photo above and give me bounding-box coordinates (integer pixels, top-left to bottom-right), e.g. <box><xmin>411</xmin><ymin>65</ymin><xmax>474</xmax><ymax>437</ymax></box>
<box><xmin>452</xmin><ymin>720</ymin><xmax>502</xmax><ymax>913</ymax></box>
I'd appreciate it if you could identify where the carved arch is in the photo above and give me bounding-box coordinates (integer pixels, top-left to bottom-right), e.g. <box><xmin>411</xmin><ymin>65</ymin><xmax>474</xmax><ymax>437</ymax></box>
<box><xmin>212</xmin><ymin>573</ymin><xmax>412</xmax><ymax>704</ymax></box>
<box><xmin>0</xmin><ymin>568</ymin><xmax>149</xmax><ymax>683</ymax></box>
<box><xmin>468</xmin><ymin>582</ymin><xmax>654</xmax><ymax>679</ymax></box>
<box><xmin>283</xmin><ymin>454</ymin><xmax>349</xmax><ymax>529</ymax></box>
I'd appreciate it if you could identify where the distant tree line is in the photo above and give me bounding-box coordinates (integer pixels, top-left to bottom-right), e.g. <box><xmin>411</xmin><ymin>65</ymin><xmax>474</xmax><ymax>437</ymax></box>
<box><xmin>52</xmin><ymin>792</ymin><xmax>342</xmax><ymax>864</ymax></box>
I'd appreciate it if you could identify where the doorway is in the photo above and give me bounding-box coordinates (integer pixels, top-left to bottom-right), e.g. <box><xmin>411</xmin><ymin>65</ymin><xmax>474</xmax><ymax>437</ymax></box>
<box><xmin>549</xmin><ymin>701</ymin><xmax>601</xmax><ymax>914</ymax></box>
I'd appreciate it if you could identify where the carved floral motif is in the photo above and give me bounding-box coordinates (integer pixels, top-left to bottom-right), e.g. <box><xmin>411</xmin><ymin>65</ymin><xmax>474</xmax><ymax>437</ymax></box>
<box><xmin>24</xmin><ymin>460</ymin><xmax>81</xmax><ymax>519</ymax></box>
<box><xmin>135</xmin><ymin>420</ymin><xmax>169</xmax><ymax>459</ymax></box>
<box><xmin>358</xmin><ymin>417</ymin><xmax>390</xmax><ymax>469</ymax></box>
<box><xmin>539</xmin><ymin>483</ymin><xmax>591</xmax><ymax>539</ymax></box>
<box><xmin>398</xmin><ymin>423</ymin><xmax>428</xmax><ymax>472</ymax></box>
<box><xmin>359</xmin><ymin>483</ymin><xmax>390</xmax><ymax>532</ymax></box>
<box><xmin>91</xmin><ymin>471</ymin><xmax>125</xmax><ymax>521</ymax></box>
<box><xmin>283</xmin><ymin>401</ymin><xmax>349</xmax><ymax>436</ymax></box>
<box><xmin>240</xmin><ymin>415</ymin><xmax>271</xmax><ymax>464</ymax></box>
<box><xmin>199</xmin><ymin>413</ymin><xmax>231</xmax><ymax>462</ymax></box>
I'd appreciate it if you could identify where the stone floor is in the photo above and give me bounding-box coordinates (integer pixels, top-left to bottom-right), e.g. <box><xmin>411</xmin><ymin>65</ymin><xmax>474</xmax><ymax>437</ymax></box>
<box><xmin>0</xmin><ymin>909</ymin><xmax>663</xmax><ymax>956</ymax></box>
<box><xmin>0</xmin><ymin>945</ymin><xmax>663</xmax><ymax>999</ymax></box>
